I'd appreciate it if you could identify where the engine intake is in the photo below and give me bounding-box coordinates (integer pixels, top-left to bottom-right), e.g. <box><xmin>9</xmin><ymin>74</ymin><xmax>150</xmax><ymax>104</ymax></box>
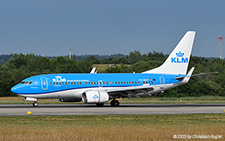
<box><xmin>82</xmin><ymin>91</ymin><xmax>109</xmax><ymax>104</ymax></box>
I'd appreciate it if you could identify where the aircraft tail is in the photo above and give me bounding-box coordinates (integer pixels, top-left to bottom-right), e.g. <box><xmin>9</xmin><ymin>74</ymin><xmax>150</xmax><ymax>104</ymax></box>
<box><xmin>142</xmin><ymin>31</ymin><xmax>196</xmax><ymax>75</ymax></box>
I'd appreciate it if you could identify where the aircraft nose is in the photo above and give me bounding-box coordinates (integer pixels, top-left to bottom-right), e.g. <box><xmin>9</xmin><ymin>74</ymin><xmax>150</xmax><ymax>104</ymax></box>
<box><xmin>11</xmin><ymin>86</ymin><xmax>17</xmax><ymax>93</ymax></box>
<box><xmin>11</xmin><ymin>85</ymin><xmax>22</xmax><ymax>94</ymax></box>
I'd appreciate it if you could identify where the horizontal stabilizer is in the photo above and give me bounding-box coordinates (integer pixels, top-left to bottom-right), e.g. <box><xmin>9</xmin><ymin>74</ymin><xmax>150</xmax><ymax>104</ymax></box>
<box><xmin>175</xmin><ymin>71</ymin><xmax>218</xmax><ymax>80</ymax></box>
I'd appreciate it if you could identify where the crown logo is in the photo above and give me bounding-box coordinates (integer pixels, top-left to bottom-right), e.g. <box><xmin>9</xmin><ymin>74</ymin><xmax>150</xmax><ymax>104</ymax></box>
<box><xmin>55</xmin><ymin>75</ymin><xmax>62</xmax><ymax>79</ymax></box>
<box><xmin>93</xmin><ymin>94</ymin><xmax>99</xmax><ymax>99</ymax></box>
<box><xmin>176</xmin><ymin>51</ymin><xmax>184</xmax><ymax>57</ymax></box>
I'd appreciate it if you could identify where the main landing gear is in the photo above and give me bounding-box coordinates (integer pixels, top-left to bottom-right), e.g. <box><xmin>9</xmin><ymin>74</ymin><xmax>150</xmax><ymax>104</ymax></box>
<box><xmin>33</xmin><ymin>102</ymin><xmax>38</xmax><ymax>107</ymax></box>
<box><xmin>110</xmin><ymin>99</ymin><xmax>120</xmax><ymax>107</ymax></box>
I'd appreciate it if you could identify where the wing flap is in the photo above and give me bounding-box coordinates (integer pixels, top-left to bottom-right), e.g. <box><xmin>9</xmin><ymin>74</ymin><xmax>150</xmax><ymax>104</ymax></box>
<box><xmin>107</xmin><ymin>85</ymin><xmax>154</xmax><ymax>93</ymax></box>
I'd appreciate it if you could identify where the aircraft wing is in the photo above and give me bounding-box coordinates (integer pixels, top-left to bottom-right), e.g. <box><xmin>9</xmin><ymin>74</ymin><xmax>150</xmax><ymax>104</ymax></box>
<box><xmin>106</xmin><ymin>85</ymin><xmax>154</xmax><ymax>98</ymax></box>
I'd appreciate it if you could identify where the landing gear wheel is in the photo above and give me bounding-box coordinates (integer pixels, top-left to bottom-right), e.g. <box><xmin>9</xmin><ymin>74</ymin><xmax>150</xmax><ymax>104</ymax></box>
<box><xmin>96</xmin><ymin>103</ymin><xmax>104</xmax><ymax>107</ymax></box>
<box><xmin>33</xmin><ymin>102</ymin><xmax>38</xmax><ymax>107</ymax></box>
<box><xmin>110</xmin><ymin>100</ymin><xmax>120</xmax><ymax>107</ymax></box>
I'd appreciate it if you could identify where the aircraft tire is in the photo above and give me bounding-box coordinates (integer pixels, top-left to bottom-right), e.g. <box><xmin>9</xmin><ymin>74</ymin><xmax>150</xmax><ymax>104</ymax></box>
<box><xmin>110</xmin><ymin>100</ymin><xmax>120</xmax><ymax>107</ymax></box>
<box><xmin>33</xmin><ymin>102</ymin><xmax>38</xmax><ymax>107</ymax></box>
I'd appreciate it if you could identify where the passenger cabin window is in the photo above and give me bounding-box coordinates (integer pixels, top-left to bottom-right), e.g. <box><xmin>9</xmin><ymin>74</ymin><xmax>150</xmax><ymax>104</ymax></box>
<box><xmin>20</xmin><ymin>81</ymin><xmax>33</xmax><ymax>85</ymax></box>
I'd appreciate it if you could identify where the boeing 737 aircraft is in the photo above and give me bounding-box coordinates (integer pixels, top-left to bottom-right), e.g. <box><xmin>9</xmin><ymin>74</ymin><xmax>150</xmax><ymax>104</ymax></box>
<box><xmin>11</xmin><ymin>31</ymin><xmax>204</xmax><ymax>107</ymax></box>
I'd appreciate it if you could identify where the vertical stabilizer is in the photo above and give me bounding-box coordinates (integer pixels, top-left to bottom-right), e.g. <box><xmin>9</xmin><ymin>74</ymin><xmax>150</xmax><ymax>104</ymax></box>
<box><xmin>142</xmin><ymin>31</ymin><xmax>196</xmax><ymax>75</ymax></box>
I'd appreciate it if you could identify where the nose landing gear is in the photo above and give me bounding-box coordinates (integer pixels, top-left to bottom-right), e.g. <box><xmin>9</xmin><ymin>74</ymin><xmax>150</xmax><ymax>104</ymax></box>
<box><xmin>33</xmin><ymin>102</ymin><xmax>38</xmax><ymax>107</ymax></box>
<box><xmin>24</xmin><ymin>97</ymin><xmax>38</xmax><ymax>107</ymax></box>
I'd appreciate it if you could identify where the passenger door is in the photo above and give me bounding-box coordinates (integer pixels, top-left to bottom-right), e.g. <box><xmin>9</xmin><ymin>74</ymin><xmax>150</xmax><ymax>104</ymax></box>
<box><xmin>41</xmin><ymin>77</ymin><xmax>48</xmax><ymax>90</ymax></box>
<box><xmin>98</xmin><ymin>80</ymin><xmax>103</xmax><ymax>87</ymax></box>
<box><xmin>159</xmin><ymin>76</ymin><xmax>165</xmax><ymax>84</ymax></box>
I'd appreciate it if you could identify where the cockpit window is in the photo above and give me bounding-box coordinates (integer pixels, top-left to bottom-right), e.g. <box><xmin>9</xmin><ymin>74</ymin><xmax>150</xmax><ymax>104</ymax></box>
<box><xmin>20</xmin><ymin>81</ymin><xmax>33</xmax><ymax>85</ymax></box>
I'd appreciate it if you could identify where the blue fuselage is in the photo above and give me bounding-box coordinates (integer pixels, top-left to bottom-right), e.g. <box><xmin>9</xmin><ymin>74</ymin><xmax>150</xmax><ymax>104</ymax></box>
<box><xmin>11</xmin><ymin>73</ymin><xmax>183</xmax><ymax>96</ymax></box>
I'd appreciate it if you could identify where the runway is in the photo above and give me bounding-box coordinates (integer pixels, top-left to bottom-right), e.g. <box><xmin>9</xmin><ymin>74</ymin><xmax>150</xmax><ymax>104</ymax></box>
<box><xmin>0</xmin><ymin>104</ymin><xmax>225</xmax><ymax>116</ymax></box>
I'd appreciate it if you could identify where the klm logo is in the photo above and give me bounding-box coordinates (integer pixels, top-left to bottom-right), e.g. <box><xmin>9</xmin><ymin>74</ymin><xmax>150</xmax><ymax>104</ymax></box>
<box><xmin>171</xmin><ymin>51</ymin><xmax>188</xmax><ymax>63</ymax></box>
<box><xmin>53</xmin><ymin>75</ymin><xmax>66</xmax><ymax>82</ymax></box>
<box><xmin>93</xmin><ymin>94</ymin><xmax>99</xmax><ymax>99</ymax></box>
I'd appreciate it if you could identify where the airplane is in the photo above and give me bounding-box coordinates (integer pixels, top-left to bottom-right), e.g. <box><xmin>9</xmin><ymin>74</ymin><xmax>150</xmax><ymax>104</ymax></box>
<box><xmin>11</xmin><ymin>31</ymin><xmax>214</xmax><ymax>107</ymax></box>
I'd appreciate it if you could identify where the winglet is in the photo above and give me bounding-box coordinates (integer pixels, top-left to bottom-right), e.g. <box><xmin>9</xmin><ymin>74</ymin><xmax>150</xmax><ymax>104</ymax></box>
<box><xmin>90</xmin><ymin>67</ymin><xmax>96</xmax><ymax>74</ymax></box>
<box><xmin>180</xmin><ymin>67</ymin><xmax>195</xmax><ymax>84</ymax></box>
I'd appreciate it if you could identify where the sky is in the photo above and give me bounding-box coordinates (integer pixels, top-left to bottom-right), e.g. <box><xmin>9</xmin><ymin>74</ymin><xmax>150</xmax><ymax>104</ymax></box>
<box><xmin>0</xmin><ymin>0</ymin><xmax>225</xmax><ymax>58</ymax></box>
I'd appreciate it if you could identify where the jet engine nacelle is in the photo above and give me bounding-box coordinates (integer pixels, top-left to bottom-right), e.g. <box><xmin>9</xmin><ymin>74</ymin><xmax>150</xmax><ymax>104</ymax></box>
<box><xmin>82</xmin><ymin>91</ymin><xmax>109</xmax><ymax>104</ymax></box>
<box><xmin>59</xmin><ymin>98</ymin><xmax>82</xmax><ymax>102</ymax></box>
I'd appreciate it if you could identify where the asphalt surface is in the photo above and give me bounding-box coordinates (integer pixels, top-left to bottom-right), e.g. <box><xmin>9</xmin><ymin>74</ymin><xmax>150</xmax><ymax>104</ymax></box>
<box><xmin>0</xmin><ymin>104</ymin><xmax>225</xmax><ymax>116</ymax></box>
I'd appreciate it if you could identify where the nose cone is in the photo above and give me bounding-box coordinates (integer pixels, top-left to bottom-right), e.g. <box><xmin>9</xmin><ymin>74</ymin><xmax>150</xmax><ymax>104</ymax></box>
<box><xmin>11</xmin><ymin>85</ymin><xmax>22</xmax><ymax>94</ymax></box>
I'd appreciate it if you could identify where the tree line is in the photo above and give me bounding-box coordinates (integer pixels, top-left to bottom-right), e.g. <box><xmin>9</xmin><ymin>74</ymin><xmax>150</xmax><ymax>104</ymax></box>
<box><xmin>0</xmin><ymin>51</ymin><xmax>224</xmax><ymax>97</ymax></box>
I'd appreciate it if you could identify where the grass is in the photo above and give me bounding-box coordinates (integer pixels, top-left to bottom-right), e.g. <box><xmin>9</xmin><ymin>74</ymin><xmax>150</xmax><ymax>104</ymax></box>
<box><xmin>0</xmin><ymin>114</ymin><xmax>224</xmax><ymax>140</ymax></box>
<box><xmin>1</xmin><ymin>96</ymin><xmax>225</xmax><ymax>104</ymax></box>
